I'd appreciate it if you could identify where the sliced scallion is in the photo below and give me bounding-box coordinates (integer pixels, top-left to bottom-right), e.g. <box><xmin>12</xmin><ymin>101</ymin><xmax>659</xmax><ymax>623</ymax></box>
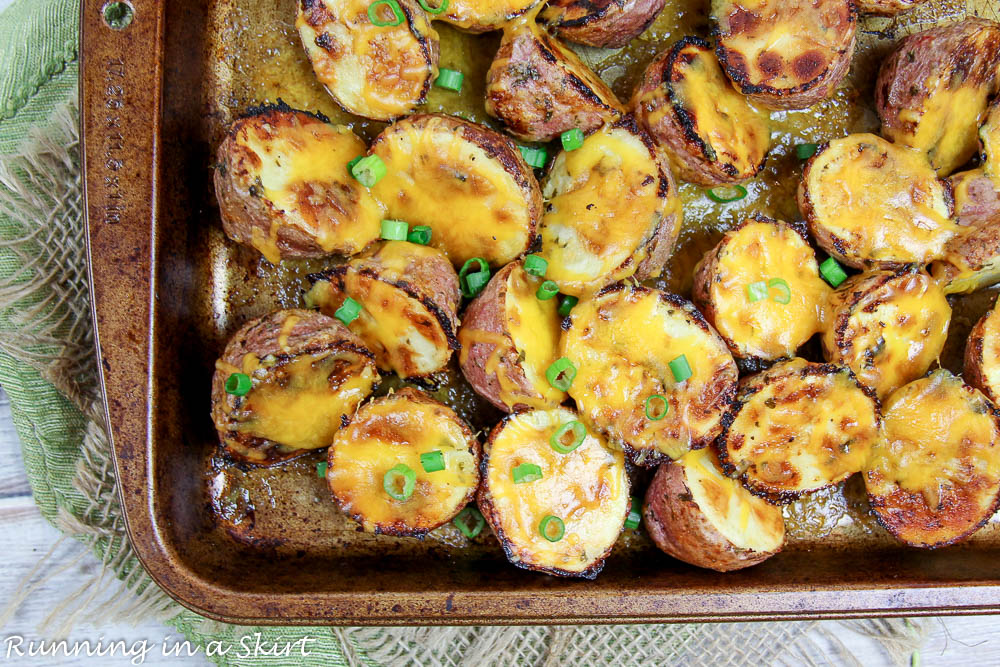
<box><xmin>669</xmin><ymin>354</ymin><xmax>692</xmax><ymax>383</ymax></box>
<box><xmin>536</xmin><ymin>280</ymin><xmax>559</xmax><ymax>300</ymax></box>
<box><xmin>420</xmin><ymin>450</ymin><xmax>446</xmax><ymax>473</ymax></box>
<box><xmin>316</xmin><ymin>461</ymin><xmax>328</xmax><ymax>478</ymax></box>
<box><xmin>561</xmin><ymin>128</ymin><xmax>584</xmax><ymax>152</ymax></box>
<box><xmin>512</xmin><ymin>462</ymin><xmax>543</xmax><ymax>484</ymax></box>
<box><xmin>459</xmin><ymin>257</ymin><xmax>490</xmax><ymax>298</ymax></box>
<box><xmin>225</xmin><ymin>372</ymin><xmax>252</xmax><ymax>396</ymax></box>
<box><xmin>380</xmin><ymin>219</ymin><xmax>409</xmax><ymax>241</ymax></box>
<box><xmin>820</xmin><ymin>257</ymin><xmax>848</xmax><ymax>287</ymax></box>
<box><xmin>550</xmin><ymin>421</ymin><xmax>586</xmax><ymax>454</ymax></box>
<box><xmin>418</xmin><ymin>0</ymin><xmax>449</xmax><ymax>13</ymax></box>
<box><xmin>383</xmin><ymin>464</ymin><xmax>416</xmax><ymax>500</ymax></box>
<box><xmin>435</xmin><ymin>68</ymin><xmax>464</xmax><ymax>92</ymax></box>
<box><xmin>334</xmin><ymin>297</ymin><xmax>362</xmax><ymax>325</ymax></box>
<box><xmin>796</xmin><ymin>143</ymin><xmax>819</xmax><ymax>160</ymax></box>
<box><xmin>367</xmin><ymin>0</ymin><xmax>405</xmax><ymax>26</ymax></box>
<box><xmin>407</xmin><ymin>225</ymin><xmax>432</xmax><ymax>245</ymax></box>
<box><xmin>705</xmin><ymin>184</ymin><xmax>748</xmax><ymax>203</ymax></box>
<box><xmin>453</xmin><ymin>505</ymin><xmax>485</xmax><ymax>538</ymax></box>
<box><xmin>558</xmin><ymin>294</ymin><xmax>578</xmax><ymax>317</ymax></box>
<box><xmin>518</xmin><ymin>145</ymin><xmax>548</xmax><ymax>169</ymax></box>
<box><xmin>624</xmin><ymin>496</ymin><xmax>642</xmax><ymax>530</ymax></box>
<box><xmin>768</xmin><ymin>277</ymin><xmax>791</xmax><ymax>304</ymax></box>
<box><xmin>545</xmin><ymin>357</ymin><xmax>576</xmax><ymax>391</ymax></box>
<box><xmin>350</xmin><ymin>154</ymin><xmax>387</xmax><ymax>187</ymax></box>
<box><xmin>523</xmin><ymin>254</ymin><xmax>548</xmax><ymax>277</ymax></box>
<box><xmin>539</xmin><ymin>515</ymin><xmax>565</xmax><ymax>542</ymax></box>
<box><xmin>645</xmin><ymin>395</ymin><xmax>668</xmax><ymax>421</ymax></box>
<box><xmin>747</xmin><ymin>280</ymin><xmax>768</xmax><ymax>303</ymax></box>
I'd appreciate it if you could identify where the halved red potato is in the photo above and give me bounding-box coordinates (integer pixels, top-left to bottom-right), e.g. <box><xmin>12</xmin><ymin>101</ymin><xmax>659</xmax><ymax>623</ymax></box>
<box><xmin>717</xmin><ymin>358</ymin><xmax>881</xmax><ymax>503</ymax></box>
<box><xmin>305</xmin><ymin>240</ymin><xmax>460</xmax><ymax>380</ymax></box>
<box><xmin>540</xmin><ymin>0</ymin><xmax>666</xmax><ymax>48</ymax></box>
<box><xmin>692</xmin><ymin>216</ymin><xmax>831</xmax><ymax>362</ymax></box>
<box><xmin>368</xmin><ymin>114</ymin><xmax>540</xmax><ymax>267</ymax></box>
<box><xmin>822</xmin><ymin>269</ymin><xmax>950</xmax><ymax>399</ymax></box>
<box><xmin>710</xmin><ymin>0</ymin><xmax>856</xmax><ymax>110</ymax></box>
<box><xmin>211</xmin><ymin>309</ymin><xmax>379</xmax><ymax>465</ymax></box>
<box><xmin>561</xmin><ymin>283</ymin><xmax>738</xmax><ymax>467</ymax></box>
<box><xmin>644</xmin><ymin>447</ymin><xmax>785</xmax><ymax>572</ymax></box>
<box><xmin>458</xmin><ymin>261</ymin><xmax>566</xmax><ymax>412</ymax></box>
<box><xmin>798</xmin><ymin>133</ymin><xmax>958</xmax><ymax>269</ymax></box>
<box><xmin>865</xmin><ymin>370</ymin><xmax>1000</xmax><ymax>548</ymax></box>
<box><xmin>478</xmin><ymin>406</ymin><xmax>629</xmax><ymax>578</ymax></box>
<box><xmin>632</xmin><ymin>37</ymin><xmax>770</xmax><ymax>186</ymax></box>
<box><xmin>327</xmin><ymin>387</ymin><xmax>480</xmax><ymax>536</ymax></box>
<box><xmin>214</xmin><ymin>106</ymin><xmax>383</xmax><ymax>264</ymax></box>
<box><xmin>296</xmin><ymin>0</ymin><xmax>439</xmax><ymax>120</ymax></box>
<box><xmin>538</xmin><ymin>117</ymin><xmax>682</xmax><ymax>297</ymax></box>
<box><xmin>875</xmin><ymin>18</ymin><xmax>1000</xmax><ymax>175</ymax></box>
<box><xmin>437</xmin><ymin>0</ymin><xmax>542</xmax><ymax>32</ymax></box>
<box><xmin>484</xmin><ymin>15</ymin><xmax>625</xmax><ymax>142</ymax></box>
<box><xmin>965</xmin><ymin>299</ymin><xmax>1000</xmax><ymax>405</ymax></box>
<box><xmin>855</xmin><ymin>0</ymin><xmax>929</xmax><ymax>15</ymax></box>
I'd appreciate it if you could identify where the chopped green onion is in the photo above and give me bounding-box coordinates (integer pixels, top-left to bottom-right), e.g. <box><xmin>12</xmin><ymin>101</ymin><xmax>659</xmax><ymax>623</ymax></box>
<box><xmin>380</xmin><ymin>219</ymin><xmax>409</xmax><ymax>241</ymax></box>
<box><xmin>820</xmin><ymin>257</ymin><xmax>848</xmax><ymax>287</ymax></box>
<box><xmin>523</xmin><ymin>254</ymin><xmax>548</xmax><ymax>277</ymax></box>
<box><xmin>539</xmin><ymin>515</ymin><xmax>565</xmax><ymax>542</ymax></box>
<box><xmin>560</xmin><ymin>128</ymin><xmax>585</xmax><ymax>152</ymax></box>
<box><xmin>768</xmin><ymin>277</ymin><xmax>791</xmax><ymax>304</ymax></box>
<box><xmin>316</xmin><ymin>461</ymin><xmax>328</xmax><ymax>478</ymax></box>
<box><xmin>347</xmin><ymin>156</ymin><xmax>364</xmax><ymax>175</ymax></box>
<box><xmin>705</xmin><ymin>184</ymin><xmax>748</xmax><ymax>203</ymax></box>
<box><xmin>796</xmin><ymin>143</ymin><xmax>818</xmax><ymax>160</ymax></box>
<box><xmin>368</xmin><ymin>0</ymin><xmax>405</xmax><ymax>26</ymax></box>
<box><xmin>453</xmin><ymin>505</ymin><xmax>485</xmax><ymax>538</ymax></box>
<box><xmin>669</xmin><ymin>354</ymin><xmax>692</xmax><ymax>383</ymax></box>
<box><xmin>459</xmin><ymin>257</ymin><xmax>490</xmax><ymax>298</ymax></box>
<box><xmin>518</xmin><ymin>145</ymin><xmax>548</xmax><ymax>169</ymax></box>
<box><xmin>435</xmin><ymin>68</ymin><xmax>464</xmax><ymax>92</ymax></box>
<box><xmin>350</xmin><ymin>154</ymin><xmax>387</xmax><ymax>187</ymax></box>
<box><xmin>512</xmin><ymin>462</ymin><xmax>543</xmax><ymax>484</ymax></box>
<box><xmin>645</xmin><ymin>395</ymin><xmax>668</xmax><ymax>421</ymax></box>
<box><xmin>334</xmin><ymin>297</ymin><xmax>362</xmax><ymax>325</ymax></box>
<box><xmin>383</xmin><ymin>463</ymin><xmax>416</xmax><ymax>500</ymax></box>
<box><xmin>536</xmin><ymin>280</ymin><xmax>559</xmax><ymax>300</ymax></box>
<box><xmin>407</xmin><ymin>225</ymin><xmax>432</xmax><ymax>245</ymax></box>
<box><xmin>624</xmin><ymin>496</ymin><xmax>642</xmax><ymax>530</ymax></box>
<box><xmin>225</xmin><ymin>372</ymin><xmax>252</xmax><ymax>396</ymax></box>
<box><xmin>464</xmin><ymin>271</ymin><xmax>490</xmax><ymax>297</ymax></box>
<box><xmin>420</xmin><ymin>450</ymin><xmax>446</xmax><ymax>473</ymax></box>
<box><xmin>545</xmin><ymin>357</ymin><xmax>576</xmax><ymax>391</ymax></box>
<box><xmin>418</xmin><ymin>0</ymin><xmax>449</xmax><ymax>13</ymax></box>
<box><xmin>746</xmin><ymin>280</ymin><xmax>768</xmax><ymax>303</ymax></box>
<box><xmin>550</xmin><ymin>421</ymin><xmax>586</xmax><ymax>454</ymax></box>
<box><xmin>558</xmin><ymin>295</ymin><xmax>578</xmax><ymax>317</ymax></box>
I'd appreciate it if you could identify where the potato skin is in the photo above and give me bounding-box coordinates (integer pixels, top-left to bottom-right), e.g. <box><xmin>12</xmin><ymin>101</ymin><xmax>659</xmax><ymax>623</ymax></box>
<box><xmin>439</xmin><ymin>0</ymin><xmax>542</xmax><ymax>33</ymax></box>
<box><xmin>540</xmin><ymin>0</ymin><xmax>666</xmax><ymax>48</ymax></box>
<box><xmin>855</xmin><ymin>0</ymin><xmax>929</xmax><ymax>15</ymax></box>
<box><xmin>965</xmin><ymin>301</ymin><xmax>1000</xmax><ymax>405</ymax></box>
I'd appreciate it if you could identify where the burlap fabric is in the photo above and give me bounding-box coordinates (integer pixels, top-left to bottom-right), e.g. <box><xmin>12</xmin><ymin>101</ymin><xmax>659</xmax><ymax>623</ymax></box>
<box><xmin>0</xmin><ymin>0</ymin><xmax>932</xmax><ymax>664</ymax></box>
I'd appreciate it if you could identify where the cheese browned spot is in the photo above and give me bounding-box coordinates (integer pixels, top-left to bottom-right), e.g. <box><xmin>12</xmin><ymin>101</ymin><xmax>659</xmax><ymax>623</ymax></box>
<box><xmin>438</xmin><ymin>0</ymin><xmax>542</xmax><ymax>32</ymax></box>
<box><xmin>328</xmin><ymin>388</ymin><xmax>480</xmax><ymax>536</ymax></box>
<box><xmin>478</xmin><ymin>407</ymin><xmax>628</xmax><ymax>578</ymax></box>
<box><xmin>865</xmin><ymin>371</ymin><xmax>1000</xmax><ymax>548</ymax></box>
<box><xmin>718</xmin><ymin>358</ymin><xmax>881</xmax><ymax>502</ymax></box>
<box><xmin>561</xmin><ymin>283</ymin><xmax>737</xmax><ymax>466</ymax></box>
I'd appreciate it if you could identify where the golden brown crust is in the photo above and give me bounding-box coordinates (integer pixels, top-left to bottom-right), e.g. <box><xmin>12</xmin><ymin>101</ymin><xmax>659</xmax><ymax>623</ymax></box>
<box><xmin>965</xmin><ymin>309</ymin><xmax>993</xmax><ymax>403</ymax></box>
<box><xmin>540</xmin><ymin>0</ymin><xmax>666</xmax><ymax>48</ymax></box>
<box><xmin>854</xmin><ymin>0</ymin><xmax>929</xmax><ymax>15</ymax></box>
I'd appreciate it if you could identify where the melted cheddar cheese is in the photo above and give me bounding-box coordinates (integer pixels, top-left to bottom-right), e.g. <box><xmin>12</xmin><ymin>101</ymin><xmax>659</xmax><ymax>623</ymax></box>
<box><xmin>441</xmin><ymin>0</ymin><xmax>542</xmax><ymax>32</ymax></box>
<box><xmin>482</xmin><ymin>407</ymin><xmax>627</xmax><ymax>575</ymax></box>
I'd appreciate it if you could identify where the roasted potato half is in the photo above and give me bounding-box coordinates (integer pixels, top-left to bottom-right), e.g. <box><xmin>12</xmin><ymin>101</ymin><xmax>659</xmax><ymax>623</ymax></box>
<box><xmin>644</xmin><ymin>448</ymin><xmax>785</xmax><ymax>572</ymax></box>
<box><xmin>710</xmin><ymin>0</ymin><xmax>856</xmax><ymax>110</ymax></box>
<box><xmin>540</xmin><ymin>0</ymin><xmax>666</xmax><ymax>48</ymax></box>
<box><xmin>296</xmin><ymin>0</ymin><xmax>439</xmax><ymax>120</ymax></box>
<box><xmin>632</xmin><ymin>37</ymin><xmax>770</xmax><ymax>186</ymax></box>
<box><xmin>965</xmin><ymin>299</ymin><xmax>1000</xmax><ymax>405</ymax></box>
<box><xmin>211</xmin><ymin>309</ymin><xmax>379</xmax><ymax>465</ymax></box>
<box><xmin>439</xmin><ymin>0</ymin><xmax>543</xmax><ymax>32</ymax></box>
<box><xmin>484</xmin><ymin>15</ymin><xmax>625</xmax><ymax>142</ymax></box>
<box><xmin>692</xmin><ymin>217</ymin><xmax>831</xmax><ymax>362</ymax></box>
<box><xmin>478</xmin><ymin>406</ymin><xmax>629</xmax><ymax>578</ymax></box>
<box><xmin>327</xmin><ymin>387</ymin><xmax>480</xmax><ymax>536</ymax></box>
<box><xmin>458</xmin><ymin>261</ymin><xmax>566</xmax><ymax>412</ymax></box>
<box><xmin>798</xmin><ymin>133</ymin><xmax>958</xmax><ymax>269</ymax></box>
<box><xmin>306</xmin><ymin>241</ymin><xmax>460</xmax><ymax>381</ymax></box>
<box><xmin>214</xmin><ymin>106</ymin><xmax>383</xmax><ymax>264</ymax></box>
<box><xmin>539</xmin><ymin>118</ymin><xmax>682</xmax><ymax>296</ymax></box>
<box><xmin>875</xmin><ymin>18</ymin><xmax>1000</xmax><ymax>175</ymax></box>
<box><xmin>717</xmin><ymin>358</ymin><xmax>881</xmax><ymax>503</ymax></box>
<box><xmin>561</xmin><ymin>283</ymin><xmax>738</xmax><ymax>467</ymax></box>
<box><xmin>822</xmin><ymin>269</ymin><xmax>950</xmax><ymax>399</ymax></box>
<box><xmin>369</xmin><ymin>114</ymin><xmax>540</xmax><ymax>267</ymax></box>
<box><xmin>865</xmin><ymin>370</ymin><xmax>1000</xmax><ymax>548</ymax></box>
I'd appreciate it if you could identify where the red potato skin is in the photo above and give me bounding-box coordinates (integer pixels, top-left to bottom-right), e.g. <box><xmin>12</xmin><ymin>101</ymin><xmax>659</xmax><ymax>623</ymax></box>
<box><xmin>643</xmin><ymin>462</ymin><xmax>782</xmax><ymax>572</ymax></box>
<box><xmin>541</xmin><ymin>0</ymin><xmax>666</xmax><ymax>48</ymax></box>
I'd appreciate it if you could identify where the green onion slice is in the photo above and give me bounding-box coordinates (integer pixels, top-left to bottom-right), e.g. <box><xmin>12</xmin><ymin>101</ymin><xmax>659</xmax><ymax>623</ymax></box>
<box><xmin>669</xmin><ymin>354</ymin><xmax>692</xmax><ymax>383</ymax></box>
<box><xmin>459</xmin><ymin>257</ymin><xmax>490</xmax><ymax>298</ymax></box>
<box><xmin>558</xmin><ymin>294</ymin><xmax>578</xmax><ymax>317</ymax></box>
<box><xmin>347</xmin><ymin>155</ymin><xmax>364</xmax><ymax>175</ymax></box>
<box><xmin>418</xmin><ymin>0</ymin><xmax>449</xmax><ymax>13</ymax></box>
<box><xmin>383</xmin><ymin>463</ymin><xmax>416</xmax><ymax>500</ymax></box>
<box><xmin>420</xmin><ymin>450</ymin><xmax>446</xmax><ymax>473</ymax></box>
<box><xmin>316</xmin><ymin>461</ymin><xmax>328</xmax><ymax>478</ymax></box>
<box><xmin>796</xmin><ymin>143</ymin><xmax>819</xmax><ymax>160</ymax></box>
<box><xmin>539</xmin><ymin>515</ymin><xmax>565</xmax><ymax>542</ymax></box>
<box><xmin>768</xmin><ymin>277</ymin><xmax>792</xmax><ymax>304</ymax></box>
<box><xmin>644</xmin><ymin>395</ymin><xmax>668</xmax><ymax>421</ymax></box>
<box><xmin>624</xmin><ymin>496</ymin><xmax>642</xmax><ymax>530</ymax></box>
<box><xmin>819</xmin><ymin>257</ymin><xmax>848</xmax><ymax>287</ymax></box>
<box><xmin>550</xmin><ymin>420</ymin><xmax>586</xmax><ymax>454</ymax></box>
<box><xmin>380</xmin><ymin>219</ymin><xmax>409</xmax><ymax>241</ymax></box>
<box><xmin>350</xmin><ymin>154</ymin><xmax>387</xmax><ymax>187</ymax></box>
<box><xmin>523</xmin><ymin>254</ymin><xmax>548</xmax><ymax>277</ymax></box>
<box><xmin>225</xmin><ymin>372</ymin><xmax>252</xmax><ymax>396</ymax></box>
<box><xmin>560</xmin><ymin>128</ymin><xmax>584</xmax><ymax>152</ymax></box>
<box><xmin>334</xmin><ymin>297</ymin><xmax>362</xmax><ymax>325</ymax></box>
<box><xmin>407</xmin><ymin>225</ymin><xmax>432</xmax><ymax>245</ymax></box>
<box><xmin>512</xmin><ymin>462</ymin><xmax>543</xmax><ymax>484</ymax></box>
<box><xmin>536</xmin><ymin>280</ymin><xmax>559</xmax><ymax>300</ymax></box>
<box><xmin>368</xmin><ymin>0</ymin><xmax>405</xmax><ymax>26</ymax></box>
<box><xmin>453</xmin><ymin>505</ymin><xmax>485</xmax><ymax>538</ymax></box>
<box><xmin>435</xmin><ymin>68</ymin><xmax>464</xmax><ymax>92</ymax></box>
<box><xmin>705</xmin><ymin>184</ymin><xmax>748</xmax><ymax>203</ymax></box>
<box><xmin>746</xmin><ymin>280</ymin><xmax>768</xmax><ymax>303</ymax></box>
<box><xmin>545</xmin><ymin>357</ymin><xmax>576</xmax><ymax>391</ymax></box>
<box><xmin>518</xmin><ymin>145</ymin><xmax>548</xmax><ymax>169</ymax></box>
<box><xmin>464</xmin><ymin>271</ymin><xmax>490</xmax><ymax>297</ymax></box>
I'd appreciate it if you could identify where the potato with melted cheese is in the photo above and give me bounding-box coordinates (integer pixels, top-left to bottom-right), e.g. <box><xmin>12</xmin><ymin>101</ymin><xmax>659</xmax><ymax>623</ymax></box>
<box><xmin>717</xmin><ymin>358</ymin><xmax>881</xmax><ymax>503</ymax></box>
<box><xmin>865</xmin><ymin>370</ymin><xmax>1000</xmax><ymax>548</ymax></box>
<box><xmin>692</xmin><ymin>217</ymin><xmax>830</xmax><ymax>362</ymax></box>
<box><xmin>458</xmin><ymin>261</ymin><xmax>566</xmax><ymax>412</ymax></box>
<box><xmin>306</xmin><ymin>241</ymin><xmax>460</xmax><ymax>381</ymax></box>
<box><xmin>211</xmin><ymin>309</ymin><xmax>378</xmax><ymax>466</ymax></box>
<box><xmin>855</xmin><ymin>0</ymin><xmax>929</xmax><ymax>16</ymax></box>
<box><xmin>644</xmin><ymin>448</ymin><xmax>785</xmax><ymax>572</ymax></box>
<box><xmin>822</xmin><ymin>269</ymin><xmax>950</xmax><ymax>399</ymax></box>
<box><xmin>710</xmin><ymin>0</ymin><xmax>856</xmax><ymax>110</ymax></box>
<box><xmin>438</xmin><ymin>0</ymin><xmax>542</xmax><ymax>32</ymax></box>
<box><xmin>561</xmin><ymin>283</ymin><xmax>738</xmax><ymax>467</ymax></box>
<box><xmin>326</xmin><ymin>387</ymin><xmax>480</xmax><ymax>536</ymax></box>
<box><xmin>296</xmin><ymin>0</ymin><xmax>439</xmax><ymax>120</ymax></box>
<box><xmin>484</xmin><ymin>15</ymin><xmax>624</xmax><ymax>142</ymax></box>
<box><xmin>965</xmin><ymin>299</ymin><xmax>1000</xmax><ymax>405</ymax></box>
<box><xmin>538</xmin><ymin>118</ymin><xmax>682</xmax><ymax>297</ymax></box>
<box><xmin>477</xmin><ymin>406</ymin><xmax>628</xmax><ymax>578</ymax></box>
<box><xmin>632</xmin><ymin>37</ymin><xmax>770</xmax><ymax>186</ymax></box>
<box><xmin>798</xmin><ymin>133</ymin><xmax>958</xmax><ymax>269</ymax></box>
<box><xmin>214</xmin><ymin>106</ymin><xmax>383</xmax><ymax>264</ymax></box>
<box><xmin>368</xmin><ymin>114</ymin><xmax>540</xmax><ymax>267</ymax></box>
<box><xmin>540</xmin><ymin>0</ymin><xmax>666</xmax><ymax>48</ymax></box>
<box><xmin>875</xmin><ymin>18</ymin><xmax>1000</xmax><ymax>175</ymax></box>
